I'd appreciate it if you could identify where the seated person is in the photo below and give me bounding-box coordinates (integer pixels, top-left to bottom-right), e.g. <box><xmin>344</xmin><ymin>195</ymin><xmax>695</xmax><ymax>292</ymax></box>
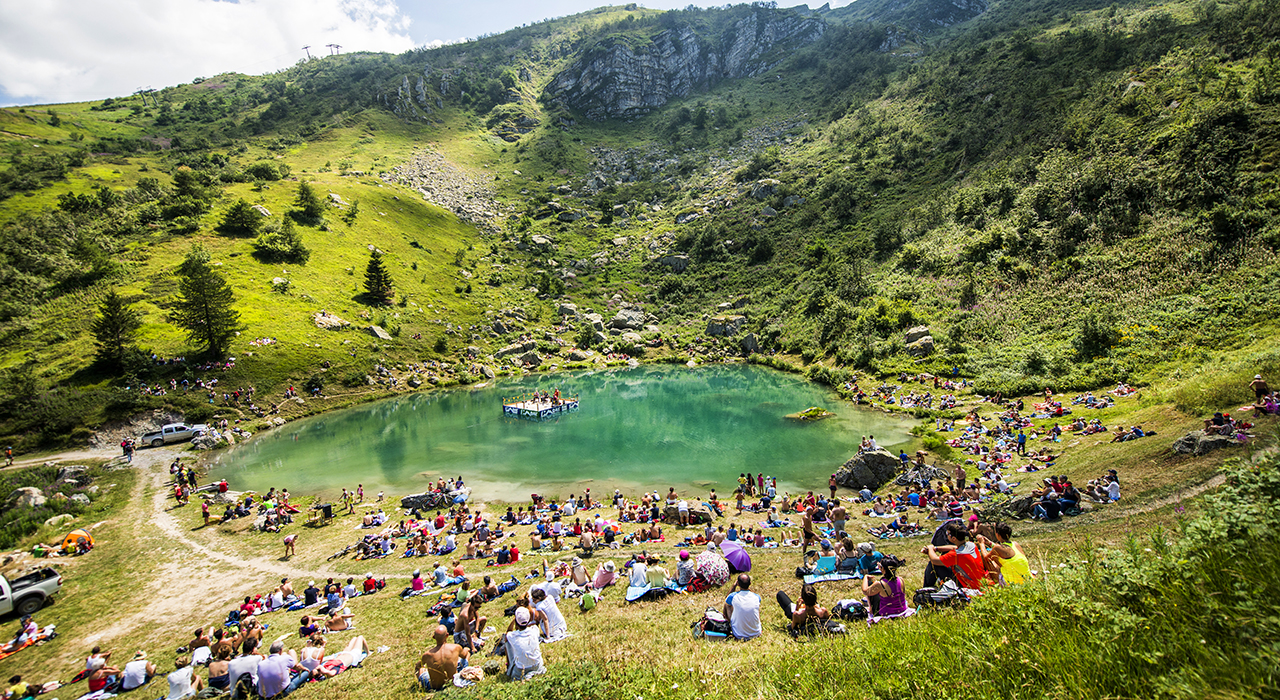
<box><xmin>861</xmin><ymin>554</ymin><xmax>914</xmax><ymax>620</ymax></box>
<box><xmin>591</xmin><ymin>560</ymin><xmax>618</xmax><ymax>589</ymax></box>
<box><xmin>775</xmin><ymin>583</ymin><xmax>830</xmax><ymax>636</ymax></box>
<box><xmin>415</xmin><ymin>625</ymin><xmax>469</xmax><ymax>691</ymax></box>
<box><xmin>502</xmin><ymin>607</ymin><xmax>545</xmax><ymax>680</ymax></box>
<box><xmin>121</xmin><ymin>651</ymin><xmax>157</xmax><ymax>691</ymax></box>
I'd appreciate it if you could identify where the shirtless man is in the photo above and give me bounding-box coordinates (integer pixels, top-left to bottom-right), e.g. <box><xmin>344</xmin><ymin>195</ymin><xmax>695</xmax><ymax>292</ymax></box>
<box><xmin>210</xmin><ymin>629</ymin><xmax>240</xmax><ymax>659</ymax></box>
<box><xmin>479</xmin><ymin>575</ymin><xmax>499</xmax><ymax>600</ymax></box>
<box><xmin>279</xmin><ymin>578</ymin><xmax>294</xmax><ymax>598</ymax></box>
<box><xmin>801</xmin><ymin>507</ymin><xmax>817</xmax><ymax>548</ymax></box>
<box><xmin>829</xmin><ymin>499</ymin><xmax>847</xmax><ymax>537</ymax></box>
<box><xmin>415</xmin><ymin>625</ymin><xmax>470</xmax><ymax>690</ymax></box>
<box><xmin>452</xmin><ymin>595</ymin><xmax>488</xmax><ymax>653</ymax></box>
<box><xmin>310</xmin><ymin>636</ymin><xmax>370</xmax><ymax>680</ymax></box>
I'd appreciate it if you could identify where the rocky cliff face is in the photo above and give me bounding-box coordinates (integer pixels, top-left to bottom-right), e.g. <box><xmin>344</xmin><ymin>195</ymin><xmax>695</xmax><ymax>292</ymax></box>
<box><xmin>825</xmin><ymin>0</ymin><xmax>988</xmax><ymax>36</ymax></box>
<box><xmin>545</xmin><ymin>11</ymin><xmax>825</xmax><ymax>120</ymax></box>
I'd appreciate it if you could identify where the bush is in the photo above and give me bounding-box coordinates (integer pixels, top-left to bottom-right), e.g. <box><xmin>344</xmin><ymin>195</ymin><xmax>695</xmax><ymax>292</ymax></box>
<box><xmin>252</xmin><ymin>219</ymin><xmax>310</xmax><ymax>264</ymax></box>
<box><xmin>303</xmin><ymin>374</ymin><xmax>325</xmax><ymax>394</ymax></box>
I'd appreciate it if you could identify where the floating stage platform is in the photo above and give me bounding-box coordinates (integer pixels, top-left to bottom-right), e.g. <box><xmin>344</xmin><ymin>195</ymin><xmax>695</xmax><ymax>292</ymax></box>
<box><xmin>502</xmin><ymin>394</ymin><xmax>580</xmax><ymax>421</ymax></box>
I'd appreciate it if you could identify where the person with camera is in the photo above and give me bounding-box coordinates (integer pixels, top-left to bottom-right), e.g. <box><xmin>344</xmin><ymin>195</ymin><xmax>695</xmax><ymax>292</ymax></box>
<box><xmin>923</xmin><ymin>521</ymin><xmax>987</xmax><ymax>594</ymax></box>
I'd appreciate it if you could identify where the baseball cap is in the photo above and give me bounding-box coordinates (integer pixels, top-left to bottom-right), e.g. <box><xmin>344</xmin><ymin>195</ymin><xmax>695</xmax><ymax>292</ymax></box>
<box><xmin>514</xmin><ymin>607</ymin><xmax>531</xmax><ymax>626</ymax></box>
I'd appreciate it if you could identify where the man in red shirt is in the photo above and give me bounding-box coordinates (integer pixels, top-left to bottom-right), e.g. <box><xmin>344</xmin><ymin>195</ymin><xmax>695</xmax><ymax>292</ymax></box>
<box><xmin>923</xmin><ymin>522</ymin><xmax>987</xmax><ymax>593</ymax></box>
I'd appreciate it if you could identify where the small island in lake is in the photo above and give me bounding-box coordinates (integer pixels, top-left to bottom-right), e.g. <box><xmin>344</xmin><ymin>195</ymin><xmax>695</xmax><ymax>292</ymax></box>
<box><xmin>786</xmin><ymin>406</ymin><xmax>835</xmax><ymax>421</ymax></box>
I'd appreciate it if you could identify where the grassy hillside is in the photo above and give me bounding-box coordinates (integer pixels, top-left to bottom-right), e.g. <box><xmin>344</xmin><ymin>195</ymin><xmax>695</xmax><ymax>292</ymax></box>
<box><xmin>0</xmin><ymin>0</ymin><xmax>1276</xmax><ymax>447</ymax></box>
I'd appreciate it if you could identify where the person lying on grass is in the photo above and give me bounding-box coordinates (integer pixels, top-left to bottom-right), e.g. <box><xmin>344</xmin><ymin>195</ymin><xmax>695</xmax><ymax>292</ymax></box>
<box><xmin>308</xmin><ymin>635</ymin><xmax>370</xmax><ymax>680</ymax></box>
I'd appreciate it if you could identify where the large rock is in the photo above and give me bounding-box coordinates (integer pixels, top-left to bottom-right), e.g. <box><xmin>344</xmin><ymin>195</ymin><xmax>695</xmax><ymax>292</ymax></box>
<box><xmin>750</xmin><ymin>179</ymin><xmax>780</xmax><ymax>200</ymax></box>
<box><xmin>367</xmin><ymin>325</ymin><xmax>393</xmax><ymax>341</ymax></box>
<box><xmin>740</xmin><ymin>333</ymin><xmax>759</xmax><ymax>354</ymax></box>
<box><xmin>904</xmin><ymin>325</ymin><xmax>931</xmax><ymax>344</ymax></box>
<box><xmin>557</xmin><ymin>211</ymin><xmax>584</xmax><ymax>223</ymax></box>
<box><xmin>5</xmin><ymin>487</ymin><xmax>46</xmax><ymax>509</ymax></box>
<box><xmin>906</xmin><ymin>336</ymin><xmax>934</xmax><ymax>357</ymax></box>
<box><xmin>833</xmin><ymin>450</ymin><xmax>900</xmax><ymax>491</ymax></box>
<box><xmin>45</xmin><ymin>513</ymin><xmax>76</xmax><ymax>528</ymax></box>
<box><xmin>658</xmin><ymin>254</ymin><xmax>690</xmax><ymax>273</ymax></box>
<box><xmin>585</xmin><ymin>313</ymin><xmax>606</xmax><ymax>332</ymax></box>
<box><xmin>70</xmin><ymin>493</ymin><xmax>91</xmax><ymax>505</ymax></box>
<box><xmin>610</xmin><ymin>308</ymin><xmax>646</xmax><ymax>329</ymax></box>
<box><xmin>620</xmin><ymin>332</ymin><xmax>644</xmax><ymax>344</ymax></box>
<box><xmin>568</xmin><ymin>349</ymin><xmax>590</xmax><ymax>362</ymax></box>
<box><xmin>56</xmin><ymin>465</ymin><xmax>89</xmax><ymax>482</ymax></box>
<box><xmin>495</xmin><ymin>341</ymin><xmax>537</xmax><ymax>358</ymax></box>
<box><xmin>314</xmin><ymin>312</ymin><xmax>349</xmax><ymax>330</ymax></box>
<box><xmin>706</xmin><ymin>315</ymin><xmax>747</xmax><ymax>337</ymax></box>
<box><xmin>557</xmin><ymin>303</ymin><xmax>579</xmax><ymax>317</ymax></box>
<box><xmin>519</xmin><ymin>352</ymin><xmax>543</xmax><ymax>367</ymax></box>
<box><xmin>1172</xmin><ymin>431</ymin><xmax>1242</xmax><ymax>456</ymax></box>
<box><xmin>663</xmin><ymin>503</ymin><xmax>713</xmax><ymax>524</ymax></box>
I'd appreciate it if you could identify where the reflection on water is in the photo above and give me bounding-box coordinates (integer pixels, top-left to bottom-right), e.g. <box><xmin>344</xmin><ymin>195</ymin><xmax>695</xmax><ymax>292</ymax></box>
<box><xmin>213</xmin><ymin>364</ymin><xmax>911</xmax><ymax>501</ymax></box>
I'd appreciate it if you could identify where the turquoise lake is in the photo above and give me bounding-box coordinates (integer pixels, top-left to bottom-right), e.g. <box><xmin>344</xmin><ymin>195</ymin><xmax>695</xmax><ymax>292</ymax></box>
<box><xmin>211</xmin><ymin>364</ymin><xmax>912</xmax><ymax>502</ymax></box>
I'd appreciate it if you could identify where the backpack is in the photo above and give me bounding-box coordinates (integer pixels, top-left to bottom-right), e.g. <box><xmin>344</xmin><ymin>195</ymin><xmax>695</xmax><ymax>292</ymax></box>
<box><xmin>912</xmin><ymin>581</ymin><xmax>969</xmax><ymax>609</ymax></box>
<box><xmin>833</xmin><ymin>599</ymin><xmax>868</xmax><ymax>621</ymax></box>
<box><xmin>692</xmin><ymin>607</ymin><xmax>731</xmax><ymax>639</ymax></box>
<box><xmin>225</xmin><ymin>609</ymin><xmax>241</xmax><ymax>626</ymax></box>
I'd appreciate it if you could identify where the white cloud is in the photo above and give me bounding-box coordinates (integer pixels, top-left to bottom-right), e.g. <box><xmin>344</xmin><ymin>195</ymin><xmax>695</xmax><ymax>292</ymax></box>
<box><xmin>0</xmin><ymin>0</ymin><xmax>415</xmax><ymax>105</ymax></box>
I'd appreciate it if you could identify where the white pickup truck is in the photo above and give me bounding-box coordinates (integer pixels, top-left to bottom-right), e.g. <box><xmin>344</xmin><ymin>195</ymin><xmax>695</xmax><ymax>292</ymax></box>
<box><xmin>140</xmin><ymin>423</ymin><xmax>209</xmax><ymax>447</ymax></box>
<box><xmin>0</xmin><ymin>568</ymin><xmax>63</xmax><ymax>616</ymax></box>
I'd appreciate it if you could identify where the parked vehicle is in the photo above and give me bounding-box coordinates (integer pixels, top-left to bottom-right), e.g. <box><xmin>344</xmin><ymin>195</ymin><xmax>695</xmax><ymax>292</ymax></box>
<box><xmin>0</xmin><ymin>568</ymin><xmax>62</xmax><ymax>616</ymax></box>
<box><xmin>140</xmin><ymin>423</ymin><xmax>209</xmax><ymax>447</ymax></box>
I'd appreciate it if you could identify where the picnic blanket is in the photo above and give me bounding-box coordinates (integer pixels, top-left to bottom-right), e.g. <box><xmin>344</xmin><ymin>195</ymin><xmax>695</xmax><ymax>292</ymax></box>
<box><xmin>803</xmin><ymin>572</ymin><xmax>862</xmax><ymax>584</ymax></box>
<box><xmin>0</xmin><ymin>625</ymin><xmax>56</xmax><ymax>661</ymax></box>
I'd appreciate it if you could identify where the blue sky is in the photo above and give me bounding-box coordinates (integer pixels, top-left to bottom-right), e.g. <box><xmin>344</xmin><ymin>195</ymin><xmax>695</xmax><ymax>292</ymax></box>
<box><xmin>0</xmin><ymin>0</ymin><xmax>853</xmax><ymax>107</ymax></box>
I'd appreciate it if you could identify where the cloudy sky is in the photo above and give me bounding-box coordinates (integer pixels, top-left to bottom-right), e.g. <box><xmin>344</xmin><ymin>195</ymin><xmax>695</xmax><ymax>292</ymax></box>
<box><xmin>0</xmin><ymin>0</ymin><xmax>853</xmax><ymax>107</ymax></box>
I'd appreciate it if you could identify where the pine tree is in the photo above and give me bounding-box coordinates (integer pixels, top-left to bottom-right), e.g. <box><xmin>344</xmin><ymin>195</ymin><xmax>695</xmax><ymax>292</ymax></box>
<box><xmin>294</xmin><ymin>181</ymin><xmax>326</xmax><ymax>223</ymax></box>
<box><xmin>217</xmin><ymin>198</ymin><xmax>263</xmax><ymax>236</ymax></box>
<box><xmin>173</xmin><ymin>245</ymin><xmax>243</xmax><ymax>357</ymax></box>
<box><xmin>252</xmin><ymin>217</ymin><xmax>310</xmax><ymax>263</ymax></box>
<box><xmin>364</xmin><ymin>249</ymin><xmax>394</xmax><ymax>305</ymax></box>
<box><xmin>90</xmin><ymin>289</ymin><xmax>141</xmax><ymax>370</ymax></box>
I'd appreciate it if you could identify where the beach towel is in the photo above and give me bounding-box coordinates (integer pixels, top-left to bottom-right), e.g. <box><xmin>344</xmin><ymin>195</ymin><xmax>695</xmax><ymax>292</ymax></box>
<box><xmin>0</xmin><ymin>625</ymin><xmax>56</xmax><ymax>661</ymax></box>
<box><xmin>803</xmin><ymin>572</ymin><xmax>861</xmax><ymax>585</ymax></box>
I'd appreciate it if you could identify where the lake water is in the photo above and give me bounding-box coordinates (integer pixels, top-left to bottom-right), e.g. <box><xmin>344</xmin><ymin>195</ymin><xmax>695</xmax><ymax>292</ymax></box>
<box><xmin>211</xmin><ymin>364</ymin><xmax>912</xmax><ymax>502</ymax></box>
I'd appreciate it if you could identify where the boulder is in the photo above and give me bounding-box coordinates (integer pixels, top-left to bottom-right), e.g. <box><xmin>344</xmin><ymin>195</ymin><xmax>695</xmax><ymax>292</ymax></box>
<box><xmin>271</xmin><ymin>276</ymin><xmax>289</xmax><ymax>287</ymax></box>
<box><xmin>492</xmin><ymin>320</ymin><xmax>510</xmax><ymax>335</ymax></box>
<box><xmin>519</xmin><ymin>352</ymin><xmax>543</xmax><ymax>367</ymax></box>
<box><xmin>750</xmin><ymin>179</ymin><xmax>780</xmax><ymax>200</ymax></box>
<box><xmin>1172</xmin><ymin>431</ymin><xmax>1242</xmax><ymax>456</ymax></box>
<box><xmin>86</xmin><ymin>485</ymin><xmax>99</xmax><ymax>495</ymax></box>
<box><xmin>612</xmin><ymin>237</ymin><xmax>629</xmax><ymax>246</ymax></box>
<box><xmin>5</xmin><ymin>487</ymin><xmax>45</xmax><ymax>509</ymax></box>
<box><xmin>658</xmin><ymin>254</ymin><xmax>690</xmax><ymax>273</ymax></box>
<box><xmin>482</xmin><ymin>366</ymin><xmax>496</xmax><ymax>379</ymax></box>
<box><xmin>556</xmin><ymin>303</ymin><xmax>579</xmax><ymax>317</ymax></box>
<box><xmin>593</xmin><ymin>331</ymin><xmax>608</xmax><ymax>345</ymax></box>
<box><xmin>740</xmin><ymin>333</ymin><xmax>760</xmax><ymax>354</ymax></box>
<box><xmin>407</xmin><ymin>377</ymin><xmax>423</xmax><ymax>388</ymax></box>
<box><xmin>675</xmin><ymin>212</ymin><xmax>701</xmax><ymax>225</ymax></box>
<box><xmin>585</xmin><ymin>313</ymin><xmax>606</xmax><ymax>332</ymax></box>
<box><xmin>56</xmin><ymin>465</ymin><xmax>89</xmax><ymax>482</ymax></box>
<box><xmin>44</xmin><ymin>513</ymin><xmax>75</xmax><ymax>528</ymax></box>
<box><xmin>706</xmin><ymin>315</ymin><xmax>747</xmax><ymax>337</ymax></box>
<box><xmin>782</xmin><ymin>195</ymin><xmax>806</xmax><ymax>208</ymax></box>
<box><xmin>367</xmin><ymin>325</ymin><xmax>393</xmax><ymax>341</ymax></box>
<box><xmin>495</xmin><ymin>341</ymin><xmax>537</xmax><ymax>358</ymax></box>
<box><xmin>530</xmin><ymin>235</ymin><xmax>555</xmax><ymax>252</ymax></box>
<box><xmin>761</xmin><ymin>206</ymin><xmax>778</xmax><ymax>218</ymax></box>
<box><xmin>663</xmin><ymin>503</ymin><xmax>713</xmax><ymax>524</ymax></box>
<box><xmin>568</xmin><ymin>349</ymin><xmax>590</xmax><ymax>362</ymax></box>
<box><xmin>612</xmin><ymin>204</ymin><xmax>628</xmax><ymax>218</ymax></box>
<box><xmin>833</xmin><ymin>449</ymin><xmax>900</xmax><ymax>491</ymax></box>
<box><xmin>252</xmin><ymin>204</ymin><xmax>272</xmax><ymax>217</ymax></box>
<box><xmin>621</xmin><ymin>332</ymin><xmax>643</xmax><ymax>344</ymax></box>
<box><xmin>557</xmin><ymin>211</ymin><xmax>583</xmax><ymax>223</ymax></box>
<box><xmin>904</xmin><ymin>325</ymin><xmax>931</xmax><ymax>344</ymax></box>
<box><xmin>70</xmin><ymin>493</ymin><xmax>91</xmax><ymax>505</ymax></box>
<box><xmin>314</xmin><ymin>312</ymin><xmax>349</xmax><ymax>330</ymax></box>
<box><xmin>906</xmin><ymin>336</ymin><xmax>934</xmax><ymax>357</ymax></box>
<box><xmin>610</xmin><ymin>309</ymin><xmax>646</xmax><ymax>329</ymax></box>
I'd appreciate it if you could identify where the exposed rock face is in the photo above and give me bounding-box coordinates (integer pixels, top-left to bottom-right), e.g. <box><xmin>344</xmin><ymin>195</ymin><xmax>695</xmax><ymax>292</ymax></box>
<box><xmin>519</xmin><ymin>351</ymin><xmax>543</xmax><ymax>367</ymax></box>
<box><xmin>368</xmin><ymin>325</ymin><xmax>393</xmax><ymax>341</ymax></box>
<box><xmin>834</xmin><ymin>449</ymin><xmax>900</xmax><ymax>491</ymax></box>
<box><xmin>831</xmin><ymin>0</ymin><xmax>988</xmax><ymax>37</ymax></box>
<box><xmin>740</xmin><ymin>333</ymin><xmax>760</xmax><ymax>354</ymax></box>
<box><xmin>706</xmin><ymin>315</ymin><xmax>747</xmax><ymax>336</ymax></box>
<box><xmin>545</xmin><ymin>10</ymin><xmax>825</xmax><ymax>119</ymax></box>
<box><xmin>1172</xmin><ymin>431</ymin><xmax>1242</xmax><ymax>456</ymax></box>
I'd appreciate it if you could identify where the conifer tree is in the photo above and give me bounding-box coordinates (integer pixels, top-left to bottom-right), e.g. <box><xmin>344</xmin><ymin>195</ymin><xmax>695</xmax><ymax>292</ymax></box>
<box><xmin>294</xmin><ymin>181</ymin><xmax>326</xmax><ymax>222</ymax></box>
<box><xmin>173</xmin><ymin>245</ymin><xmax>243</xmax><ymax>357</ymax></box>
<box><xmin>364</xmin><ymin>249</ymin><xmax>394</xmax><ymax>306</ymax></box>
<box><xmin>90</xmin><ymin>289</ymin><xmax>141</xmax><ymax>370</ymax></box>
<box><xmin>217</xmin><ymin>198</ymin><xmax>262</xmax><ymax>236</ymax></box>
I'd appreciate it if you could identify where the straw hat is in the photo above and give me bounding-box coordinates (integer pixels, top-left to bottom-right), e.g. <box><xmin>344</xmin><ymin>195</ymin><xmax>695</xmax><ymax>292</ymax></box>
<box><xmin>603</xmin><ymin>561</ymin><xmax>617</xmax><ymax>572</ymax></box>
<box><xmin>133</xmin><ymin>650</ymin><xmax>147</xmax><ymax>660</ymax></box>
<box><xmin>571</xmin><ymin>556</ymin><xmax>582</xmax><ymax>567</ymax></box>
